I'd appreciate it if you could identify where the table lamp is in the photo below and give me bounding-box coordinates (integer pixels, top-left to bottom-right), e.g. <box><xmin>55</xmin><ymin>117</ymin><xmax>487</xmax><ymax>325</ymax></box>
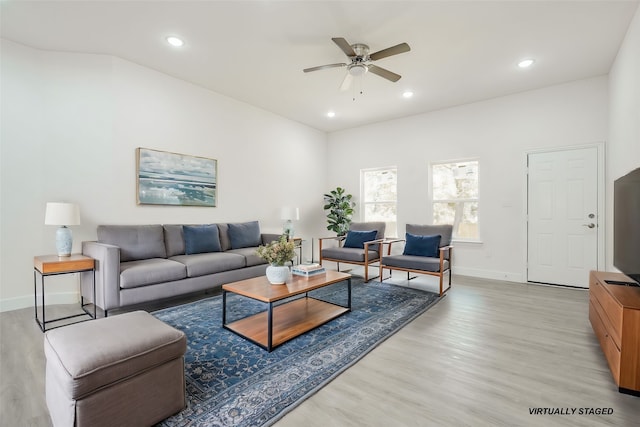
<box><xmin>45</xmin><ymin>202</ymin><xmax>80</xmax><ymax>256</ymax></box>
<box><xmin>280</xmin><ymin>206</ymin><xmax>299</xmax><ymax>239</ymax></box>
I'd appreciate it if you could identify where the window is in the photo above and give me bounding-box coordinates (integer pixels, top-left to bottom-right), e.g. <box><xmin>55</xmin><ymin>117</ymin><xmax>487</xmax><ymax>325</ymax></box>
<box><xmin>431</xmin><ymin>160</ymin><xmax>479</xmax><ymax>241</ymax></box>
<box><xmin>361</xmin><ymin>167</ymin><xmax>397</xmax><ymax>238</ymax></box>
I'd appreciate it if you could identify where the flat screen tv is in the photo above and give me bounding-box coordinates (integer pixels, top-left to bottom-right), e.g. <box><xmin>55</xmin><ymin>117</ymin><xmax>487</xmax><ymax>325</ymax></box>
<box><xmin>614</xmin><ymin>167</ymin><xmax>640</xmax><ymax>284</ymax></box>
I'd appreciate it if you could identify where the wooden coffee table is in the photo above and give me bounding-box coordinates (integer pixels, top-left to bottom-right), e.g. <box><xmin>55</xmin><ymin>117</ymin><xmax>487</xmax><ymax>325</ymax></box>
<box><xmin>222</xmin><ymin>270</ymin><xmax>352</xmax><ymax>351</ymax></box>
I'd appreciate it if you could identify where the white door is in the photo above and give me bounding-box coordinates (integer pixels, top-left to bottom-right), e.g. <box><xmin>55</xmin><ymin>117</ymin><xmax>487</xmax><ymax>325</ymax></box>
<box><xmin>527</xmin><ymin>147</ymin><xmax>599</xmax><ymax>287</ymax></box>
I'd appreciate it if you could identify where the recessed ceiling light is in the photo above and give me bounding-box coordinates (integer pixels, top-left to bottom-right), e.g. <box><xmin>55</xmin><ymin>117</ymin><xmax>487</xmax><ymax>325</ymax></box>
<box><xmin>166</xmin><ymin>36</ymin><xmax>185</xmax><ymax>47</ymax></box>
<box><xmin>402</xmin><ymin>91</ymin><xmax>414</xmax><ymax>99</ymax></box>
<box><xmin>518</xmin><ymin>59</ymin><xmax>535</xmax><ymax>68</ymax></box>
<box><xmin>327</xmin><ymin>111</ymin><xmax>336</xmax><ymax>118</ymax></box>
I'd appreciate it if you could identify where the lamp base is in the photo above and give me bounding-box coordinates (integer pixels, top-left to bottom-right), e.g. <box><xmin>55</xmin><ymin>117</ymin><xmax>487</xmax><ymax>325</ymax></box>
<box><xmin>55</xmin><ymin>226</ymin><xmax>73</xmax><ymax>257</ymax></box>
<box><xmin>283</xmin><ymin>220</ymin><xmax>294</xmax><ymax>239</ymax></box>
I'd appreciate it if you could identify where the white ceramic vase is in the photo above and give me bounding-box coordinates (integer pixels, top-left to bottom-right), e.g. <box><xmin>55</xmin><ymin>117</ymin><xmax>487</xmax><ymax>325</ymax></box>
<box><xmin>266</xmin><ymin>264</ymin><xmax>289</xmax><ymax>285</ymax></box>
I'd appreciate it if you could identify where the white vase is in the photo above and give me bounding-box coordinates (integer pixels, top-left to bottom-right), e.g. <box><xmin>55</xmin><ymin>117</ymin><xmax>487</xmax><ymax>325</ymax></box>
<box><xmin>266</xmin><ymin>264</ymin><xmax>289</xmax><ymax>285</ymax></box>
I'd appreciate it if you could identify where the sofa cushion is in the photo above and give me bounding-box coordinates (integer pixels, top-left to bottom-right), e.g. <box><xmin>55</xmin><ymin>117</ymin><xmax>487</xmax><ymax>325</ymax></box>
<box><xmin>349</xmin><ymin>222</ymin><xmax>386</xmax><ymax>251</ymax></box>
<box><xmin>343</xmin><ymin>230</ymin><xmax>377</xmax><ymax>249</ymax></box>
<box><xmin>227</xmin><ymin>247</ymin><xmax>268</xmax><ymax>267</ymax></box>
<box><xmin>350</xmin><ymin>222</ymin><xmax>386</xmax><ymax>240</ymax></box>
<box><xmin>228</xmin><ymin>221</ymin><xmax>261</xmax><ymax>249</ymax></box>
<box><xmin>163</xmin><ymin>225</ymin><xmax>185</xmax><ymax>257</ymax></box>
<box><xmin>382</xmin><ymin>255</ymin><xmax>449</xmax><ymax>272</ymax></box>
<box><xmin>98</xmin><ymin>225</ymin><xmax>166</xmax><ymax>262</ymax></box>
<box><xmin>170</xmin><ymin>252</ymin><xmax>246</xmax><ymax>277</ymax></box>
<box><xmin>321</xmin><ymin>247</ymin><xmax>379</xmax><ymax>263</ymax></box>
<box><xmin>403</xmin><ymin>233</ymin><xmax>441</xmax><ymax>257</ymax></box>
<box><xmin>183</xmin><ymin>224</ymin><xmax>221</xmax><ymax>254</ymax></box>
<box><xmin>406</xmin><ymin>224</ymin><xmax>453</xmax><ymax>247</ymax></box>
<box><xmin>217</xmin><ymin>223</ymin><xmax>231</xmax><ymax>251</ymax></box>
<box><xmin>120</xmin><ymin>259</ymin><xmax>187</xmax><ymax>289</ymax></box>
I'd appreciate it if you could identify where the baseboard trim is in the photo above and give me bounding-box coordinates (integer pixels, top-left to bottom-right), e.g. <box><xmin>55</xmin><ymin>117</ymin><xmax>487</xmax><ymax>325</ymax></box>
<box><xmin>0</xmin><ymin>292</ymin><xmax>79</xmax><ymax>313</ymax></box>
<box><xmin>453</xmin><ymin>267</ymin><xmax>524</xmax><ymax>283</ymax></box>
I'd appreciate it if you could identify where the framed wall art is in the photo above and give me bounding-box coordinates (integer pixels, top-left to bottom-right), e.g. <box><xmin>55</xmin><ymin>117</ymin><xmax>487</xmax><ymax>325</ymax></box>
<box><xmin>136</xmin><ymin>148</ymin><xmax>217</xmax><ymax>207</ymax></box>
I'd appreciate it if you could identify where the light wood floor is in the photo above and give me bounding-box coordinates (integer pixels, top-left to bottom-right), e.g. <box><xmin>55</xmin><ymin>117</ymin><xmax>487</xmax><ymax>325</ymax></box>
<box><xmin>1</xmin><ymin>275</ymin><xmax>639</xmax><ymax>426</ymax></box>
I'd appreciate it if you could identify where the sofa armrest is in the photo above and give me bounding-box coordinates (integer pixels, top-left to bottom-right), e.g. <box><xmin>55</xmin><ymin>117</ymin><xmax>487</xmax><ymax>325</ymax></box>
<box><xmin>81</xmin><ymin>241</ymin><xmax>121</xmax><ymax>312</ymax></box>
<box><xmin>318</xmin><ymin>236</ymin><xmax>346</xmax><ymax>254</ymax></box>
<box><xmin>363</xmin><ymin>238</ymin><xmax>385</xmax><ymax>250</ymax></box>
<box><xmin>363</xmin><ymin>238</ymin><xmax>385</xmax><ymax>245</ymax></box>
<box><xmin>362</xmin><ymin>238</ymin><xmax>386</xmax><ymax>262</ymax></box>
<box><xmin>318</xmin><ymin>236</ymin><xmax>345</xmax><ymax>241</ymax></box>
<box><xmin>439</xmin><ymin>245</ymin><xmax>453</xmax><ymax>261</ymax></box>
<box><xmin>261</xmin><ymin>233</ymin><xmax>281</xmax><ymax>244</ymax></box>
<box><xmin>380</xmin><ymin>238</ymin><xmax>405</xmax><ymax>256</ymax></box>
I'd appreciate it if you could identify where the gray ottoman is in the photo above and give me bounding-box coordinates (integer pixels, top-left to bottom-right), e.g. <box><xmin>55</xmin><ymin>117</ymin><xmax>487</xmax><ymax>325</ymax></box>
<box><xmin>44</xmin><ymin>310</ymin><xmax>187</xmax><ymax>427</ymax></box>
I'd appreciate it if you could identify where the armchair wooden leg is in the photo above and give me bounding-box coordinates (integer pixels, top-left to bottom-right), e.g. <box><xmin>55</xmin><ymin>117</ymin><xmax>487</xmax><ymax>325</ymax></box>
<box><xmin>379</xmin><ymin>265</ymin><xmax>392</xmax><ymax>282</ymax></box>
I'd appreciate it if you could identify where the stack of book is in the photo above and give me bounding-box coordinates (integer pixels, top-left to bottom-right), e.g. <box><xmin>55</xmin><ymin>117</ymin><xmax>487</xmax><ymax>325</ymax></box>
<box><xmin>291</xmin><ymin>263</ymin><xmax>326</xmax><ymax>277</ymax></box>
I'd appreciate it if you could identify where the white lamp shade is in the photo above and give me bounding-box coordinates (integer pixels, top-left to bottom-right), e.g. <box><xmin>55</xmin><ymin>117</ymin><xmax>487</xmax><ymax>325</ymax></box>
<box><xmin>280</xmin><ymin>207</ymin><xmax>299</xmax><ymax>221</ymax></box>
<box><xmin>45</xmin><ymin>202</ymin><xmax>80</xmax><ymax>226</ymax></box>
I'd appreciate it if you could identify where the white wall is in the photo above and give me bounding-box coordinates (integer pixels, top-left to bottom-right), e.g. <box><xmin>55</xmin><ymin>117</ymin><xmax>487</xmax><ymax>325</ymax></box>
<box><xmin>0</xmin><ymin>40</ymin><xmax>328</xmax><ymax>311</ymax></box>
<box><xmin>3</xmin><ymin>11</ymin><xmax>638</xmax><ymax>310</ymax></box>
<box><xmin>327</xmin><ymin>77</ymin><xmax>609</xmax><ymax>282</ymax></box>
<box><xmin>607</xmin><ymin>6</ymin><xmax>640</xmax><ymax>271</ymax></box>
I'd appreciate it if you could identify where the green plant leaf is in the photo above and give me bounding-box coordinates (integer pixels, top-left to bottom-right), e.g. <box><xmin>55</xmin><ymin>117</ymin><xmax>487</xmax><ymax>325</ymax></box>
<box><xmin>323</xmin><ymin>186</ymin><xmax>354</xmax><ymax>236</ymax></box>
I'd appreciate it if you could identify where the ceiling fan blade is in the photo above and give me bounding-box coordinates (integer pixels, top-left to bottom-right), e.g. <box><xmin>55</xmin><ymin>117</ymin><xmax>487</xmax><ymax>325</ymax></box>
<box><xmin>369</xmin><ymin>42</ymin><xmax>410</xmax><ymax>61</ymax></box>
<box><xmin>367</xmin><ymin>64</ymin><xmax>402</xmax><ymax>82</ymax></box>
<box><xmin>303</xmin><ymin>63</ymin><xmax>347</xmax><ymax>73</ymax></box>
<box><xmin>332</xmin><ymin>37</ymin><xmax>356</xmax><ymax>57</ymax></box>
<box><xmin>340</xmin><ymin>73</ymin><xmax>353</xmax><ymax>91</ymax></box>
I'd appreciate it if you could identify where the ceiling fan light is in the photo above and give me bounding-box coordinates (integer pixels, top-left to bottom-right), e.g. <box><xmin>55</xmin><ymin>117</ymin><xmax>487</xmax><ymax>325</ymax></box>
<box><xmin>348</xmin><ymin>64</ymin><xmax>367</xmax><ymax>76</ymax></box>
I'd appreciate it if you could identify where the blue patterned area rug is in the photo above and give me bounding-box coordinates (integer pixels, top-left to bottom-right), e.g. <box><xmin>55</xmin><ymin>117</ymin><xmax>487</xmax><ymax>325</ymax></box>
<box><xmin>153</xmin><ymin>278</ymin><xmax>440</xmax><ymax>427</ymax></box>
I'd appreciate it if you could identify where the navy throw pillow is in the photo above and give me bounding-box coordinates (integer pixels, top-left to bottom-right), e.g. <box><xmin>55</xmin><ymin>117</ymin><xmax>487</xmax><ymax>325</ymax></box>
<box><xmin>343</xmin><ymin>230</ymin><xmax>378</xmax><ymax>249</ymax></box>
<box><xmin>228</xmin><ymin>221</ymin><xmax>262</xmax><ymax>249</ymax></box>
<box><xmin>403</xmin><ymin>233</ymin><xmax>441</xmax><ymax>257</ymax></box>
<box><xmin>183</xmin><ymin>224</ymin><xmax>221</xmax><ymax>255</ymax></box>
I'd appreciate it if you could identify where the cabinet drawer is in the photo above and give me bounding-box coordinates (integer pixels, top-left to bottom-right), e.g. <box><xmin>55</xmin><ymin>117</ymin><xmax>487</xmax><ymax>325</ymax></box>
<box><xmin>589</xmin><ymin>301</ymin><xmax>621</xmax><ymax>385</ymax></box>
<box><xmin>590</xmin><ymin>293</ymin><xmax>620</xmax><ymax>351</ymax></box>
<box><xmin>590</xmin><ymin>280</ymin><xmax>623</xmax><ymax>346</ymax></box>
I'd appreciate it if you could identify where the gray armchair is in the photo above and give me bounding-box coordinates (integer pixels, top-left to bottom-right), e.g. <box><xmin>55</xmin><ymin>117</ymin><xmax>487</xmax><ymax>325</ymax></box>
<box><xmin>379</xmin><ymin>224</ymin><xmax>453</xmax><ymax>296</ymax></box>
<box><xmin>319</xmin><ymin>222</ymin><xmax>386</xmax><ymax>282</ymax></box>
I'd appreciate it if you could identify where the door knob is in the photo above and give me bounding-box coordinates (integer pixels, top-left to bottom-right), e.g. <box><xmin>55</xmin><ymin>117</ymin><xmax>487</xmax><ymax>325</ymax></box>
<box><xmin>582</xmin><ymin>223</ymin><xmax>596</xmax><ymax>229</ymax></box>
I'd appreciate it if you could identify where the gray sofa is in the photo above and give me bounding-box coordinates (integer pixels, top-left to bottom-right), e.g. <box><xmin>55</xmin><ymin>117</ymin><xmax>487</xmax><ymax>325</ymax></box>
<box><xmin>81</xmin><ymin>221</ymin><xmax>278</xmax><ymax>316</ymax></box>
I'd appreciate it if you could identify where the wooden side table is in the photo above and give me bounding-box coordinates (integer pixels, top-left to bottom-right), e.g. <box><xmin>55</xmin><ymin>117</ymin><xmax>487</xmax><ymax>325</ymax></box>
<box><xmin>33</xmin><ymin>254</ymin><xmax>96</xmax><ymax>332</ymax></box>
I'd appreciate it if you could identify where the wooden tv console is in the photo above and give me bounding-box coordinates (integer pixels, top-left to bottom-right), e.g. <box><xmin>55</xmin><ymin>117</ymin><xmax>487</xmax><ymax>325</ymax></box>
<box><xmin>589</xmin><ymin>270</ymin><xmax>640</xmax><ymax>395</ymax></box>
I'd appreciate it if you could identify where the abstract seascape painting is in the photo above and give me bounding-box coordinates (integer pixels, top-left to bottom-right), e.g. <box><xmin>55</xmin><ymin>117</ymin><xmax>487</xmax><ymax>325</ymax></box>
<box><xmin>136</xmin><ymin>148</ymin><xmax>217</xmax><ymax>207</ymax></box>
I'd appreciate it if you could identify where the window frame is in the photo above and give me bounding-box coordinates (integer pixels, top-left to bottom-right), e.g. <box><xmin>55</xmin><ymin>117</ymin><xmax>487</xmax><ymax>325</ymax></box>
<box><xmin>429</xmin><ymin>158</ymin><xmax>481</xmax><ymax>243</ymax></box>
<box><xmin>360</xmin><ymin>166</ymin><xmax>398</xmax><ymax>238</ymax></box>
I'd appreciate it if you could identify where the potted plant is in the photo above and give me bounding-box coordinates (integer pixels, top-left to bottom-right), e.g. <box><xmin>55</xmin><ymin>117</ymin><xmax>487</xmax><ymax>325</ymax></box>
<box><xmin>323</xmin><ymin>187</ymin><xmax>355</xmax><ymax>236</ymax></box>
<box><xmin>256</xmin><ymin>235</ymin><xmax>296</xmax><ymax>284</ymax></box>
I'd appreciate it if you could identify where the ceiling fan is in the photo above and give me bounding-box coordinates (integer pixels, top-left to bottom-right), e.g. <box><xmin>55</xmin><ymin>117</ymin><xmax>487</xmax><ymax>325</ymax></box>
<box><xmin>304</xmin><ymin>37</ymin><xmax>410</xmax><ymax>91</ymax></box>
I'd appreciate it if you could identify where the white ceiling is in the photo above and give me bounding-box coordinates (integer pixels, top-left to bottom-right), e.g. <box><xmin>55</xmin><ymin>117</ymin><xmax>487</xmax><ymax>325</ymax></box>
<box><xmin>1</xmin><ymin>1</ymin><xmax>638</xmax><ymax>132</ymax></box>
